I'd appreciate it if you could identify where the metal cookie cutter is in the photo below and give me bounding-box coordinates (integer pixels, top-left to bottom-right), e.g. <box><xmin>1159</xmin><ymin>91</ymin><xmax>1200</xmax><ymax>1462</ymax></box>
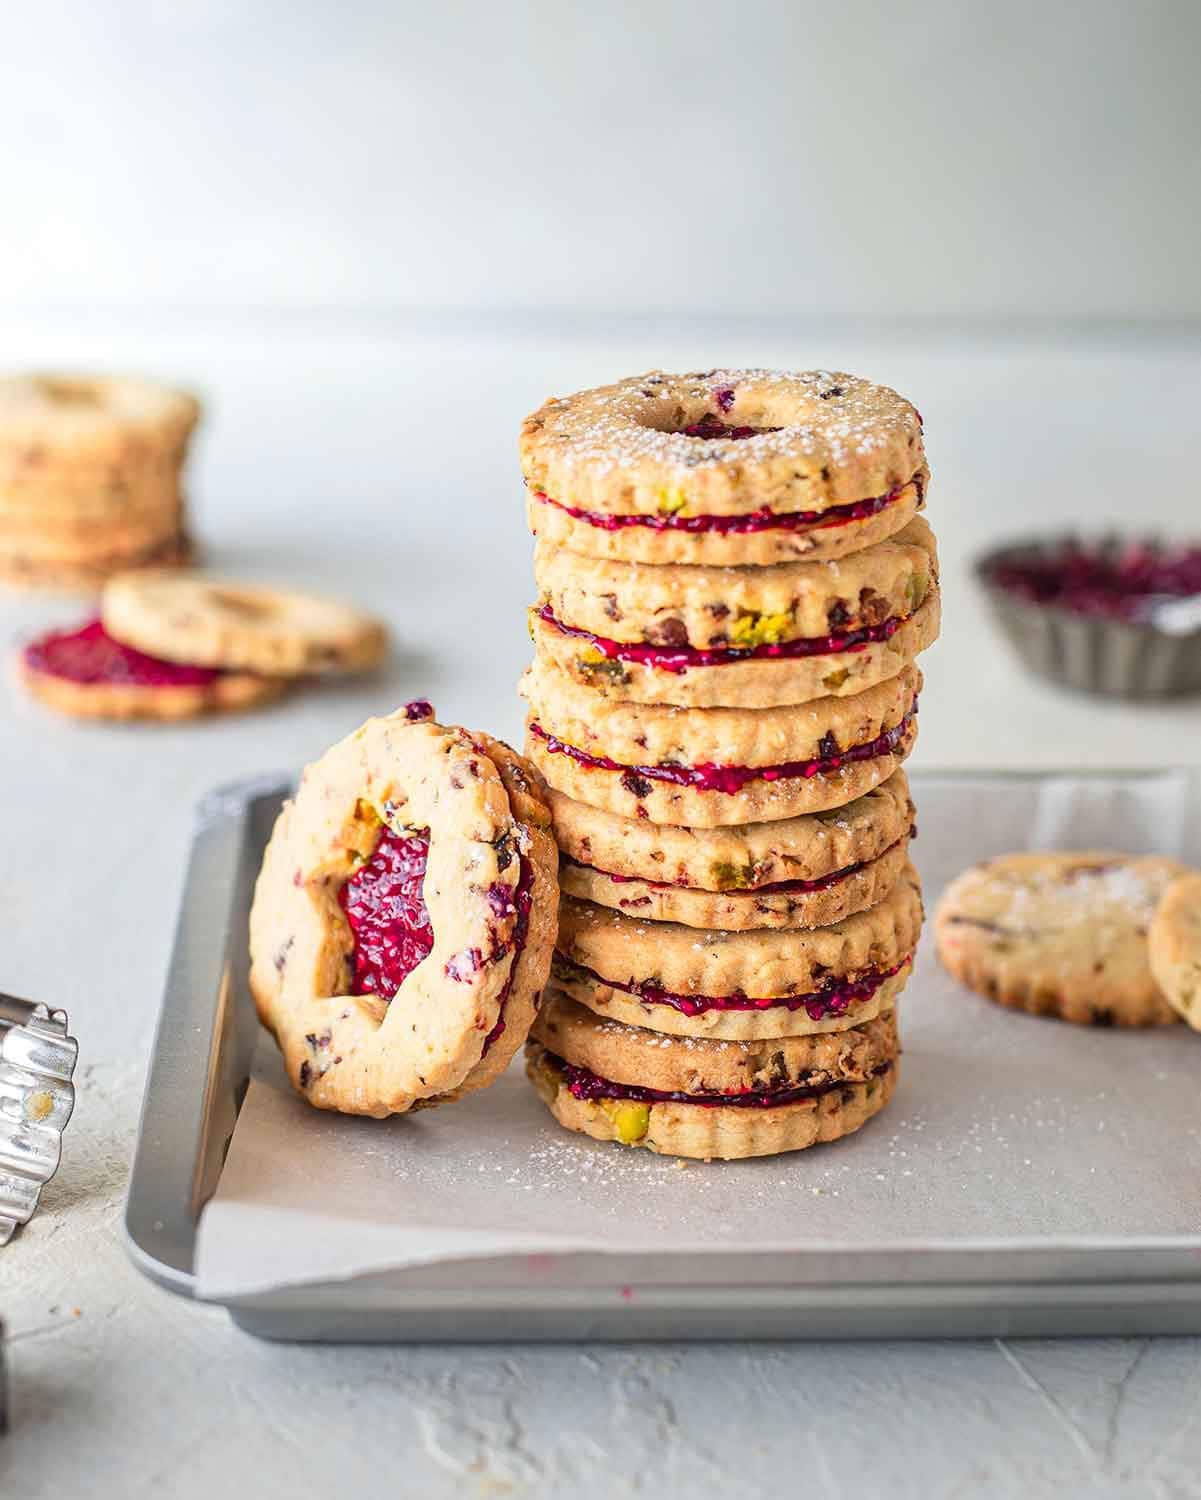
<box><xmin>0</xmin><ymin>994</ymin><xmax>77</xmax><ymax>1244</ymax></box>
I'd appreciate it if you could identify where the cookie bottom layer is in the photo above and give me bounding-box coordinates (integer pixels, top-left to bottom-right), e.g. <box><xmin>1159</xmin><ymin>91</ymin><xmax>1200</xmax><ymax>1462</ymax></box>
<box><xmin>527</xmin><ymin>1043</ymin><xmax>896</xmax><ymax>1159</ymax></box>
<box><xmin>16</xmin><ymin>656</ymin><xmax>285</xmax><ymax>720</ymax></box>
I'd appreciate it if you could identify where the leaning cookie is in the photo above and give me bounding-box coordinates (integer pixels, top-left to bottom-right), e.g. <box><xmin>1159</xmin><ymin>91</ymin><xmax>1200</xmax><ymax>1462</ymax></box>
<box><xmin>103</xmin><ymin>570</ymin><xmax>389</xmax><ymax>676</ymax></box>
<box><xmin>526</xmin><ymin>991</ymin><xmax>898</xmax><ymax>1160</ymax></box>
<box><xmin>1149</xmin><ymin>871</ymin><xmax>1201</xmax><ymax>1030</ymax></box>
<box><xmin>935</xmin><ymin>852</ymin><xmax>1187</xmax><ymax>1026</ymax></box>
<box><xmin>523</xmin><ymin>661</ymin><xmax>920</xmax><ymax>827</ymax></box>
<box><xmin>16</xmin><ymin>614</ymin><xmax>284</xmax><ymax>720</ymax></box>
<box><xmin>248</xmin><ymin>703</ymin><xmax>558</xmax><ymax>1117</ymax></box>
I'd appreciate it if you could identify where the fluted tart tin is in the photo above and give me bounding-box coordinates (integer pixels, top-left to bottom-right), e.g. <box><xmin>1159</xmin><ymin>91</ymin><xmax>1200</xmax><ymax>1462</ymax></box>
<box><xmin>0</xmin><ymin>994</ymin><xmax>78</xmax><ymax>1244</ymax></box>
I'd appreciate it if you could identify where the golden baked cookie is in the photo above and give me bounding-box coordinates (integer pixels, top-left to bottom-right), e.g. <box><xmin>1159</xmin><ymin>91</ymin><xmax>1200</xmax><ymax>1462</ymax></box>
<box><xmin>561</xmin><ymin>831</ymin><xmax>910</xmax><ymax>930</ymax></box>
<box><xmin>534</xmin><ymin>990</ymin><xmax>899</xmax><ymax>1096</ymax></box>
<box><xmin>522</xmin><ymin>663</ymin><xmax>920</xmax><ymax>827</ymax></box>
<box><xmin>102</xmin><ymin>571</ymin><xmax>389</xmax><ymax>676</ymax></box>
<box><xmin>553</xmin><ymin>865</ymin><xmax>922</xmax><ymax>1040</ymax></box>
<box><xmin>248</xmin><ymin>705</ymin><xmax>559</xmax><ymax>1117</ymax></box>
<box><xmin>526</xmin><ymin>480</ymin><xmax>925</xmax><ymax>567</ymax></box>
<box><xmin>526</xmin><ymin>1019</ymin><xmax>897</xmax><ymax>1159</ymax></box>
<box><xmin>530</xmin><ymin>518</ymin><xmax>939</xmax><ymax>707</ymax></box>
<box><xmin>0</xmin><ymin>374</ymin><xmax>199</xmax><ymax>469</ymax></box>
<box><xmin>934</xmin><ymin>852</ymin><xmax>1186</xmax><ymax>1026</ymax></box>
<box><xmin>0</xmin><ymin>530</ymin><xmax>192</xmax><ymax>593</ymax></box>
<box><xmin>547</xmin><ymin>772</ymin><xmax>913</xmax><ymax>887</ymax></box>
<box><xmin>15</xmin><ymin>613</ymin><xmax>283</xmax><ymax>721</ymax></box>
<box><xmin>1149</xmin><ymin>871</ymin><xmax>1201</xmax><ymax>1029</ymax></box>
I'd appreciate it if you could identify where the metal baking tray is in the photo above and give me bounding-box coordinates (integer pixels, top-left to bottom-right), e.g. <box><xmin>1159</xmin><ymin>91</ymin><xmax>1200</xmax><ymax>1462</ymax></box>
<box><xmin>125</xmin><ymin>769</ymin><xmax>1201</xmax><ymax>1341</ymax></box>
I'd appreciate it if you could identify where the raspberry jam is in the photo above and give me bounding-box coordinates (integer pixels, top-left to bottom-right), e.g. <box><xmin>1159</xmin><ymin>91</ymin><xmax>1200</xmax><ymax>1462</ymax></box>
<box><xmin>554</xmin><ymin>956</ymin><xmax>909</xmax><ymax>1019</ymax></box>
<box><xmin>23</xmin><ymin>618</ymin><xmax>220</xmax><ymax>687</ymax></box>
<box><xmin>550</xmin><ymin>1053</ymin><xmax>892</xmax><ymax>1110</ymax></box>
<box><xmin>340</xmin><ymin>829</ymin><xmax>434</xmax><ymax>999</ymax></box>
<box><xmin>537</xmin><ymin>605</ymin><xmax>903</xmax><ymax>674</ymax></box>
<box><xmin>565</xmin><ymin>836</ymin><xmax>904</xmax><ymax>896</ymax></box>
<box><xmin>532</xmin><ymin>479</ymin><xmax>913</xmax><ymax>535</ymax></box>
<box><xmin>984</xmin><ymin>542</ymin><xmax>1201</xmax><ymax>621</ymax></box>
<box><xmin>679</xmin><ymin>415</ymin><xmax>783</xmax><ymax>440</ymax></box>
<box><xmin>528</xmin><ymin>706</ymin><xmax>916</xmax><ymax>795</ymax></box>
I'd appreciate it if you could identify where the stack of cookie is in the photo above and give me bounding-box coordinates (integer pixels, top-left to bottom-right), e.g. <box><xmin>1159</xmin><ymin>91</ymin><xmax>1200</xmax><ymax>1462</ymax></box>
<box><xmin>0</xmin><ymin>374</ymin><xmax>200</xmax><ymax>591</ymax></box>
<box><xmin>516</xmin><ymin>369</ymin><xmax>939</xmax><ymax>1160</ymax></box>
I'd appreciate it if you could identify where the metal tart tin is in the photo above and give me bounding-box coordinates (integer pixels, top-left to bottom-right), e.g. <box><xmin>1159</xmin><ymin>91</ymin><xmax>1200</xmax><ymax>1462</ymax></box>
<box><xmin>0</xmin><ymin>994</ymin><xmax>77</xmax><ymax>1244</ymax></box>
<box><xmin>975</xmin><ymin>533</ymin><xmax>1201</xmax><ymax>699</ymax></box>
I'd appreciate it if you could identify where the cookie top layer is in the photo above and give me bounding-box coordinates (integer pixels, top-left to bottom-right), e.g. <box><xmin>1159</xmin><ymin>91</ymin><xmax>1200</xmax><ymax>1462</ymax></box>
<box><xmin>248</xmin><ymin>706</ymin><xmax>559</xmax><ymax>1116</ymax></box>
<box><xmin>548</xmin><ymin>773</ymin><xmax>913</xmax><ymax>889</ymax></box>
<box><xmin>521</xmin><ymin>369</ymin><xmax>925</xmax><ymax>517</ymax></box>
<box><xmin>556</xmin><ymin>863</ymin><xmax>923</xmax><ymax>1000</ymax></box>
<box><xmin>532</xmin><ymin>989</ymin><xmax>900</xmax><ymax>1095</ymax></box>
<box><xmin>1149</xmin><ymin>871</ymin><xmax>1201</xmax><ymax>1029</ymax></box>
<box><xmin>522</xmin><ymin>660</ymin><xmax>921</xmax><ymax>768</ymax></box>
<box><xmin>0</xmin><ymin>374</ymin><xmax>200</xmax><ymax>457</ymax></box>
<box><xmin>533</xmin><ymin>516</ymin><xmax>938</xmax><ymax>648</ymax></box>
<box><xmin>935</xmin><ymin>852</ymin><xmax>1187</xmax><ymax>1027</ymax></box>
<box><xmin>103</xmin><ymin>570</ymin><xmax>389</xmax><ymax>676</ymax></box>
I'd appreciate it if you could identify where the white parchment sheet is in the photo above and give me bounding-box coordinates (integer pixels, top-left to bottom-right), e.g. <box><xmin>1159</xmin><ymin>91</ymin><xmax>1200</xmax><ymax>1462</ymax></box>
<box><xmin>196</xmin><ymin>772</ymin><xmax>1201</xmax><ymax>1300</ymax></box>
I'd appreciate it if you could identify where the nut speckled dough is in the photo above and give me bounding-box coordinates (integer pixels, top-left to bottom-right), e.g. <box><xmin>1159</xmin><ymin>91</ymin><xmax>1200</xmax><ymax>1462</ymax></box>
<box><xmin>249</xmin><ymin>709</ymin><xmax>559</xmax><ymax>1117</ymax></box>
<box><xmin>534</xmin><ymin>990</ymin><xmax>900</xmax><ymax>1096</ymax></box>
<box><xmin>527</xmin><ymin>1038</ymin><xmax>897</xmax><ymax>1160</ymax></box>
<box><xmin>103</xmin><ymin>571</ymin><xmax>389</xmax><ymax>676</ymax></box>
<box><xmin>531</xmin><ymin>516</ymin><xmax>939</xmax><ymax>707</ymax></box>
<box><xmin>554</xmin><ymin>865</ymin><xmax>922</xmax><ymax>1040</ymax></box>
<box><xmin>1149</xmin><ymin>871</ymin><xmax>1201</xmax><ymax>1029</ymax></box>
<box><xmin>0</xmin><ymin>532</ymin><xmax>193</xmax><ymax>593</ymax></box>
<box><xmin>534</xmin><ymin>518</ymin><xmax>938</xmax><ymax>646</ymax></box>
<box><xmin>523</xmin><ymin>664</ymin><xmax>920</xmax><ymax>827</ymax></box>
<box><xmin>935</xmin><ymin>852</ymin><xmax>1187</xmax><ymax>1026</ymax></box>
<box><xmin>532</xmin><ymin>590</ymin><xmax>938</xmax><ymax>709</ymax></box>
<box><xmin>521</xmin><ymin>369</ymin><xmax>925</xmax><ymax>516</ymax></box>
<box><xmin>548</xmin><ymin>772</ymin><xmax>914</xmax><ymax>888</ymax></box>
<box><xmin>561</xmin><ymin>832</ymin><xmax>910</xmax><ymax>931</ymax></box>
<box><xmin>527</xmin><ymin>475</ymin><xmax>924</xmax><ymax>568</ymax></box>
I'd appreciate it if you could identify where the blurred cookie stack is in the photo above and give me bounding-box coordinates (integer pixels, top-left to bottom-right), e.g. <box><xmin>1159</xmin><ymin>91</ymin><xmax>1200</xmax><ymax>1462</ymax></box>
<box><xmin>0</xmin><ymin>374</ymin><xmax>200</xmax><ymax>591</ymax></box>
<box><xmin>517</xmin><ymin>369</ymin><xmax>938</xmax><ymax>1160</ymax></box>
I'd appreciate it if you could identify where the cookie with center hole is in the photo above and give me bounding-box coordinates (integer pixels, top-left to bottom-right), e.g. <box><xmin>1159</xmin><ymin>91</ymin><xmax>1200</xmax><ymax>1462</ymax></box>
<box><xmin>0</xmin><ymin>373</ymin><xmax>200</xmax><ymax>470</ymax></box>
<box><xmin>530</xmin><ymin>517</ymin><xmax>940</xmax><ymax>708</ymax></box>
<box><xmin>521</xmin><ymin>368</ymin><xmax>927</xmax><ymax>565</ymax></box>
<box><xmin>1149</xmin><ymin>871</ymin><xmax>1201</xmax><ymax>1030</ymax></box>
<box><xmin>102</xmin><ymin>569</ymin><xmax>389</xmax><ymax>676</ymax></box>
<box><xmin>934</xmin><ymin>852</ymin><xmax>1188</xmax><ymax>1026</ymax></box>
<box><xmin>553</xmin><ymin>864</ymin><xmax>922</xmax><ymax>1041</ymax></box>
<box><xmin>522</xmin><ymin>661</ymin><xmax>920</xmax><ymax>827</ymax></box>
<box><xmin>248</xmin><ymin>703</ymin><xmax>559</xmax><ymax>1117</ymax></box>
<box><xmin>526</xmin><ymin>991</ymin><xmax>899</xmax><ymax>1160</ymax></box>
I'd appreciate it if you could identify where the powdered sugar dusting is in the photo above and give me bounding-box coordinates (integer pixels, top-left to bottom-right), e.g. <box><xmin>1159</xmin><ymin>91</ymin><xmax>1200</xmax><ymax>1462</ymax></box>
<box><xmin>533</xmin><ymin>369</ymin><xmax>922</xmax><ymax>479</ymax></box>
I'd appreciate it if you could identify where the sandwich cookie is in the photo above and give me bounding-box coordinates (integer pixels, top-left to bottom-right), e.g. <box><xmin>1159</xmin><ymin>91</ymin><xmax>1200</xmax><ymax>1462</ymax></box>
<box><xmin>249</xmin><ymin>705</ymin><xmax>559</xmax><ymax>1117</ymax></box>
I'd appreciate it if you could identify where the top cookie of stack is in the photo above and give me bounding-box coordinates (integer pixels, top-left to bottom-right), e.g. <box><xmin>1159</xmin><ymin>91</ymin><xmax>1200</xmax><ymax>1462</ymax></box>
<box><xmin>0</xmin><ymin>374</ymin><xmax>200</xmax><ymax>591</ymax></box>
<box><xmin>518</xmin><ymin>368</ymin><xmax>938</xmax><ymax>1160</ymax></box>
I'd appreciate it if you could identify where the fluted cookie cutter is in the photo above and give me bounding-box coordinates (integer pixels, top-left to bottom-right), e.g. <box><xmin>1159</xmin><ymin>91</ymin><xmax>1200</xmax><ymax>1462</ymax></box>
<box><xmin>0</xmin><ymin>993</ymin><xmax>77</xmax><ymax>1244</ymax></box>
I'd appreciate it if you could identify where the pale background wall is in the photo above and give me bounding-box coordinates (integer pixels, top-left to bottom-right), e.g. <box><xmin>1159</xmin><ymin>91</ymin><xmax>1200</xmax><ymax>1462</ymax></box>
<box><xmin>3</xmin><ymin>0</ymin><xmax>1198</xmax><ymax>325</ymax></box>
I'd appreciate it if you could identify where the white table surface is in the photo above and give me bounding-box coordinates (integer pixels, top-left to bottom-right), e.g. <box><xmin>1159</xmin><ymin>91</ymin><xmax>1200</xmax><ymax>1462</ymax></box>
<box><xmin>2</xmin><ymin>320</ymin><xmax>1200</xmax><ymax>1498</ymax></box>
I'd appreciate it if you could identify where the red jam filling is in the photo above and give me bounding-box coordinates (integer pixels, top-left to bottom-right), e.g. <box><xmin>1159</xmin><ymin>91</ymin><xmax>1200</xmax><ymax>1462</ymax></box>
<box><xmin>532</xmin><ymin>478</ymin><xmax>915</xmax><ymax>536</ymax></box>
<box><xmin>537</xmin><ymin>604</ymin><xmax>904</xmax><ymax>674</ymax></box>
<box><xmin>340</xmin><ymin>829</ymin><xmax>435</xmax><ymax>999</ymax></box>
<box><xmin>528</xmin><ymin>705</ymin><xmax>916</xmax><ymax>795</ymax></box>
<box><xmin>565</xmin><ymin>835</ymin><xmax>907</xmax><ymax>896</ymax></box>
<box><xmin>22</xmin><ymin>618</ymin><xmax>221</xmax><ymax>688</ymax></box>
<box><xmin>339</xmin><ymin>825</ymin><xmax>532</xmax><ymax>1056</ymax></box>
<box><xmin>985</xmin><ymin>542</ymin><xmax>1201</xmax><ymax>622</ymax></box>
<box><xmin>550</xmin><ymin>1053</ymin><xmax>893</xmax><ymax>1110</ymax></box>
<box><xmin>554</xmin><ymin>956</ymin><xmax>909</xmax><ymax>1019</ymax></box>
<box><xmin>680</xmin><ymin>415</ymin><xmax>783</xmax><ymax>440</ymax></box>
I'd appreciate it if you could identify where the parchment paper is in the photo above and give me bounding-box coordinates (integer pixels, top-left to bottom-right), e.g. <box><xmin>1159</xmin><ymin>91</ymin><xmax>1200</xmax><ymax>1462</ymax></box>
<box><xmin>195</xmin><ymin>771</ymin><xmax>1201</xmax><ymax>1300</ymax></box>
